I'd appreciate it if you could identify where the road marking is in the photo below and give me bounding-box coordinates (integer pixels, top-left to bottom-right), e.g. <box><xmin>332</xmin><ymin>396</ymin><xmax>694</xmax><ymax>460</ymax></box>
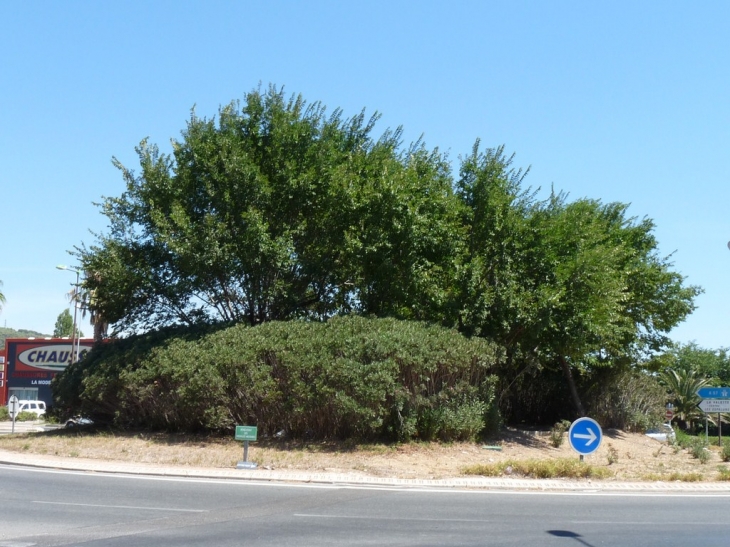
<box><xmin>295</xmin><ymin>514</ymin><xmax>716</xmax><ymax>527</ymax></box>
<box><xmin>32</xmin><ymin>501</ymin><xmax>206</xmax><ymax>513</ymax></box>
<box><xmin>295</xmin><ymin>513</ymin><xmax>494</xmax><ymax>523</ymax></box>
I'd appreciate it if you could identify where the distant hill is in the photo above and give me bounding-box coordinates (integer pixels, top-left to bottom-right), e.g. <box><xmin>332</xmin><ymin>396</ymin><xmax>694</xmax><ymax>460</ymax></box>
<box><xmin>0</xmin><ymin>327</ymin><xmax>52</xmax><ymax>350</ymax></box>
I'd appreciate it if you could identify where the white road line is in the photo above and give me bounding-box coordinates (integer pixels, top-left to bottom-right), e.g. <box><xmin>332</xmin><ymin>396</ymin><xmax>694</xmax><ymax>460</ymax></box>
<box><xmin>32</xmin><ymin>501</ymin><xmax>206</xmax><ymax>513</ymax></box>
<box><xmin>295</xmin><ymin>514</ymin><xmax>716</xmax><ymax>527</ymax></box>
<box><xmin>295</xmin><ymin>513</ymin><xmax>494</xmax><ymax>523</ymax></box>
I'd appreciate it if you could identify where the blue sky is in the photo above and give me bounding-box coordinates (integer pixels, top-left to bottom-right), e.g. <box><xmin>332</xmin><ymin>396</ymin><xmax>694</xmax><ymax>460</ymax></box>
<box><xmin>1</xmin><ymin>1</ymin><xmax>728</xmax><ymax>349</ymax></box>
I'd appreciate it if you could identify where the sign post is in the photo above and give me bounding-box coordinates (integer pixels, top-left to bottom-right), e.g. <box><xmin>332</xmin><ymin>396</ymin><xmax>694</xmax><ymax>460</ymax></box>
<box><xmin>235</xmin><ymin>425</ymin><xmax>258</xmax><ymax>469</ymax></box>
<box><xmin>568</xmin><ymin>417</ymin><xmax>603</xmax><ymax>461</ymax></box>
<box><xmin>697</xmin><ymin>387</ymin><xmax>730</xmax><ymax>400</ymax></box>
<box><xmin>696</xmin><ymin>387</ymin><xmax>730</xmax><ymax>447</ymax></box>
<box><xmin>8</xmin><ymin>395</ymin><xmax>19</xmax><ymax>434</ymax></box>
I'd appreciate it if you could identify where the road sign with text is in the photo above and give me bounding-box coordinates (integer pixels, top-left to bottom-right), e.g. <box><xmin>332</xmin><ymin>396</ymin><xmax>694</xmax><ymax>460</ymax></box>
<box><xmin>698</xmin><ymin>399</ymin><xmax>730</xmax><ymax>413</ymax></box>
<box><xmin>697</xmin><ymin>387</ymin><xmax>730</xmax><ymax>399</ymax></box>
<box><xmin>235</xmin><ymin>425</ymin><xmax>258</xmax><ymax>441</ymax></box>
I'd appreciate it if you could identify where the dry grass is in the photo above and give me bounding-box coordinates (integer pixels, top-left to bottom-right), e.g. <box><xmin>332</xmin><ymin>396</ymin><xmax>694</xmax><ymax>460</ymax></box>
<box><xmin>462</xmin><ymin>458</ymin><xmax>612</xmax><ymax>479</ymax></box>
<box><xmin>0</xmin><ymin>425</ymin><xmax>726</xmax><ymax>482</ymax></box>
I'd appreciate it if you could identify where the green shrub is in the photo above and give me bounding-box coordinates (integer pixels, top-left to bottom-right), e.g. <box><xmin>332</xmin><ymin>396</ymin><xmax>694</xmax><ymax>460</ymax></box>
<box><xmin>688</xmin><ymin>437</ymin><xmax>710</xmax><ymax>463</ymax></box>
<box><xmin>672</xmin><ymin>428</ymin><xmax>695</xmax><ymax>449</ymax></box>
<box><xmin>717</xmin><ymin>466</ymin><xmax>730</xmax><ymax>481</ymax></box>
<box><xmin>722</xmin><ymin>440</ymin><xmax>730</xmax><ymax>462</ymax></box>
<box><xmin>0</xmin><ymin>406</ymin><xmax>9</xmax><ymax>420</ymax></box>
<box><xmin>15</xmin><ymin>411</ymin><xmax>39</xmax><ymax>422</ymax></box>
<box><xmin>549</xmin><ymin>420</ymin><xmax>572</xmax><ymax>448</ymax></box>
<box><xmin>587</xmin><ymin>369</ymin><xmax>665</xmax><ymax>432</ymax></box>
<box><xmin>53</xmin><ymin>316</ymin><xmax>502</xmax><ymax>441</ymax></box>
<box><xmin>606</xmin><ymin>443</ymin><xmax>619</xmax><ymax>465</ymax></box>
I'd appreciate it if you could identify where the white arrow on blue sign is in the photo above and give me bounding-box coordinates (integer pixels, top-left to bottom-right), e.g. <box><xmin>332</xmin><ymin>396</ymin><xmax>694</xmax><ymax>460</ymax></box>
<box><xmin>568</xmin><ymin>417</ymin><xmax>603</xmax><ymax>456</ymax></box>
<box><xmin>697</xmin><ymin>387</ymin><xmax>730</xmax><ymax>399</ymax></box>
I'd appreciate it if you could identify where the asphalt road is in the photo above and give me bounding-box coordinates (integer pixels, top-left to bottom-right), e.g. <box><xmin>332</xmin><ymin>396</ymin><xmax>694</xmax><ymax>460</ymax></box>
<box><xmin>1</xmin><ymin>464</ymin><xmax>730</xmax><ymax>547</ymax></box>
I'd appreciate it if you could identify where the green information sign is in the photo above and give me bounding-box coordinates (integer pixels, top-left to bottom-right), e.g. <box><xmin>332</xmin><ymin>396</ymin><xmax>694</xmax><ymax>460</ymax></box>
<box><xmin>235</xmin><ymin>425</ymin><xmax>258</xmax><ymax>441</ymax></box>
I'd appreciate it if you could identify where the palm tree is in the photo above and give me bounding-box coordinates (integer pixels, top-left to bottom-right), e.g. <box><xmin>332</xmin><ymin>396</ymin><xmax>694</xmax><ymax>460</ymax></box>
<box><xmin>659</xmin><ymin>368</ymin><xmax>709</xmax><ymax>431</ymax></box>
<box><xmin>67</xmin><ymin>271</ymin><xmax>109</xmax><ymax>342</ymax></box>
<box><xmin>0</xmin><ymin>280</ymin><xmax>5</xmax><ymax>313</ymax></box>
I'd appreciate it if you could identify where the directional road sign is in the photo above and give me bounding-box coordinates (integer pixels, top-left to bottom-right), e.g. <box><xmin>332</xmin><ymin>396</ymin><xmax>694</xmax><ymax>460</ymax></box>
<box><xmin>697</xmin><ymin>387</ymin><xmax>730</xmax><ymax>399</ymax></box>
<box><xmin>698</xmin><ymin>399</ymin><xmax>730</xmax><ymax>413</ymax></box>
<box><xmin>8</xmin><ymin>395</ymin><xmax>19</xmax><ymax>420</ymax></box>
<box><xmin>235</xmin><ymin>425</ymin><xmax>258</xmax><ymax>441</ymax></box>
<box><xmin>568</xmin><ymin>417</ymin><xmax>603</xmax><ymax>456</ymax></box>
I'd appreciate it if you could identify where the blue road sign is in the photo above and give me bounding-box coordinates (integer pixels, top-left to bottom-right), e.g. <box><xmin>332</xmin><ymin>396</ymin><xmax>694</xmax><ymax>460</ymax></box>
<box><xmin>697</xmin><ymin>387</ymin><xmax>730</xmax><ymax>399</ymax></box>
<box><xmin>568</xmin><ymin>417</ymin><xmax>603</xmax><ymax>456</ymax></box>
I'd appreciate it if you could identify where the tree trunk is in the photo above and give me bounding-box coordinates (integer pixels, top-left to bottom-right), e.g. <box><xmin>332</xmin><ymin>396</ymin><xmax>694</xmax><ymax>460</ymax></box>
<box><xmin>559</xmin><ymin>356</ymin><xmax>586</xmax><ymax>417</ymax></box>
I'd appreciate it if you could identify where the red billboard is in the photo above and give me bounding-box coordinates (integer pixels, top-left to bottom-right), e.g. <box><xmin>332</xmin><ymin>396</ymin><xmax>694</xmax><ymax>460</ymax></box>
<box><xmin>2</xmin><ymin>338</ymin><xmax>94</xmax><ymax>406</ymax></box>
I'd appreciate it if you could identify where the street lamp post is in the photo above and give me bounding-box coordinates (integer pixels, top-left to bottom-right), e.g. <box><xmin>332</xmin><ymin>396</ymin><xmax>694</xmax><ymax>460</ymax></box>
<box><xmin>56</xmin><ymin>265</ymin><xmax>81</xmax><ymax>364</ymax></box>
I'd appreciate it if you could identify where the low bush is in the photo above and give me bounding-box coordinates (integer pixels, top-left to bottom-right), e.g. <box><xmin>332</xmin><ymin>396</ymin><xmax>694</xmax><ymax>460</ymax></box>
<box><xmin>586</xmin><ymin>369</ymin><xmax>665</xmax><ymax>432</ymax></box>
<box><xmin>722</xmin><ymin>440</ymin><xmax>730</xmax><ymax>462</ymax></box>
<box><xmin>672</xmin><ymin>428</ymin><xmax>695</xmax><ymax>449</ymax></box>
<box><xmin>549</xmin><ymin>420</ymin><xmax>572</xmax><ymax>448</ymax></box>
<box><xmin>0</xmin><ymin>407</ymin><xmax>9</xmax><ymax>420</ymax></box>
<box><xmin>53</xmin><ymin>316</ymin><xmax>502</xmax><ymax>441</ymax></box>
<box><xmin>717</xmin><ymin>467</ymin><xmax>730</xmax><ymax>481</ymax></box>
<box><xmin>14</xmin><ymin>411</ymin><xmax>39</xmax><ymax>422</ymax></box>
<box><xmin>686</xmin><ymin>437</ymin><xmax>711</xmax><ymax>463</ymax></box>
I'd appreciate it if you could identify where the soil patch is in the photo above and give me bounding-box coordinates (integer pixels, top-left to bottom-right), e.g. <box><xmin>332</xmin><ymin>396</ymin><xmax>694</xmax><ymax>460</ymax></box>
<box><xmin>0</xmin><ymin>426</ymin><xmax>727</xmax><ymax>482</ymax></box>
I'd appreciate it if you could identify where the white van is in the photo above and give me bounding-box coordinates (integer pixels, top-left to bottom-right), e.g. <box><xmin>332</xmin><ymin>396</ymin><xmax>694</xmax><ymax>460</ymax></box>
<box><xmin>11</xmin><ymin>400</ymin><xmax>47</xmax><ymax>417</ymax></box>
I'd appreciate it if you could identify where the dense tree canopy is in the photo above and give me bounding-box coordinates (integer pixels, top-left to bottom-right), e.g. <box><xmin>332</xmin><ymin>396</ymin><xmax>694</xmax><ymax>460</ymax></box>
<box><xmin>75</xmin><ymin>85</ymin><xmax>701</xmax><ymax>421</ymax></box>
<box><xmin>80</xmin><ymin>87</ymin><xmax>459</xmax><ymax>331</ymax></box>
<box><xmin>451</xmin><ymin>144</ymin><xmax>700</xmax><ymax>414</ymax></box>
<box><xmin>653</xmin><ymin>342</ymin><xmax>730</xmax><ymax>385</ymax></box>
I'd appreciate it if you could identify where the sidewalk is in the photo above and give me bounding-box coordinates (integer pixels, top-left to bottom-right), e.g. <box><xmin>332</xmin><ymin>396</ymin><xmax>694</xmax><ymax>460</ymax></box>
<box><xmin>0</xmin><ymin>420</ymin><xmax>58</xmax><ymax>435</ymax></box>
<box><xmin>1</xmin><ymin>446</ymin><xmax>730</xmax><ymax>494</ymax></box>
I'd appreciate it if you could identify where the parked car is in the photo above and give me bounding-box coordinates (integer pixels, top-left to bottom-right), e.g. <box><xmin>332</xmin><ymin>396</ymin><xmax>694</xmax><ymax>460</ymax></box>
<box><xmin>8</xmin><ymin>400</ymin><xmax>47</xmax><ymax>417</ymax></box>
<box><xmin>645</xmin><ymin>423</ymin><xmax>676</xmax><ymax>443</ymax></box>
<box><xmin>65</xmin><ymin>416</ymin><xmax>93</xmax><ymax>428</ymax></box>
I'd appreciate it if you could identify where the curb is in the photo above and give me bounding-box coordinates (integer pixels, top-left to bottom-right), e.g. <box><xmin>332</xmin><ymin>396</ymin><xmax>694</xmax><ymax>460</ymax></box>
<box><xmin>2</xmin><ymin>449</ymin><xmax>730</xmax><ymax>493</ymax></box>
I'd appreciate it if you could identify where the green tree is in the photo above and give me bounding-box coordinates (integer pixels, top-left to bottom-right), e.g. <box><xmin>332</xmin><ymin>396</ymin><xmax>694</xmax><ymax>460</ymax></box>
<box><xmin>67</xmin><ymin>271</ymin><xmax>108</xmax><ymax>341</ymax></box>
<box><xmin>74</xmin><ymin>86</ymin><xmax>701</xmax><ymax>425</ymax></box>
<box><xmin>0</xmin><ymin>280</ymin><xmax>5</xmax><ymax>313</ymax></box>
<box><xmin>453</xmin><ymin>144</ymin><xmax>701</xmax><ymax>417</ymax></box>
<box><xmin>653</xmin><ymin>342</ymin><xmax>730</xmax><ymax>385</ymax></box>
<box><xmin>77</xmin><ymin>86</ymin><xmax>459</xmax><ymax>332</ymax></box>
<box><xmin>53</xmin><ymin>309</ymin><xmax>84</xmax><ymax>338</ymax></box>
<box><xmin>53</xmin><ymin>309</ymin><xmax>74</xmax><ymax>337</ymax></box>
<box><xmin>660</xmin><ymin>368</ymin><xmax>709</xmax><ymax>430</ymax></box>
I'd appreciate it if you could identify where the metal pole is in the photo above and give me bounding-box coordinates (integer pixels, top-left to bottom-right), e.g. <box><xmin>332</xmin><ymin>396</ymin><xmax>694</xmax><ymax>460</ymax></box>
<box><xmin>717</xmin><ymin>412</ymin><xmax>722</xmax><ymax>446</ymax></box>
<box><xmin>57</xmin><ymin>265</ymin><xmax>80</xmax><ymax>365</ymax></box>
<box><xmin>243</xmin><ymin>440</ymin><xmax>249</xmax><ymax>462</ymax></box>
<box><xmin>71</xmin><ymin>269</ymin><xmax>79</xmax><ymax>363</ymax></box>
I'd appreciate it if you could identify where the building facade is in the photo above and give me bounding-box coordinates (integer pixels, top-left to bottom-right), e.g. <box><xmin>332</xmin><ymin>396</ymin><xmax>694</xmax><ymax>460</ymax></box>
<box><xmin>1</xmin><ymin>338</ymin><xmax>94</xmax><ymax>406</ymax></box>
